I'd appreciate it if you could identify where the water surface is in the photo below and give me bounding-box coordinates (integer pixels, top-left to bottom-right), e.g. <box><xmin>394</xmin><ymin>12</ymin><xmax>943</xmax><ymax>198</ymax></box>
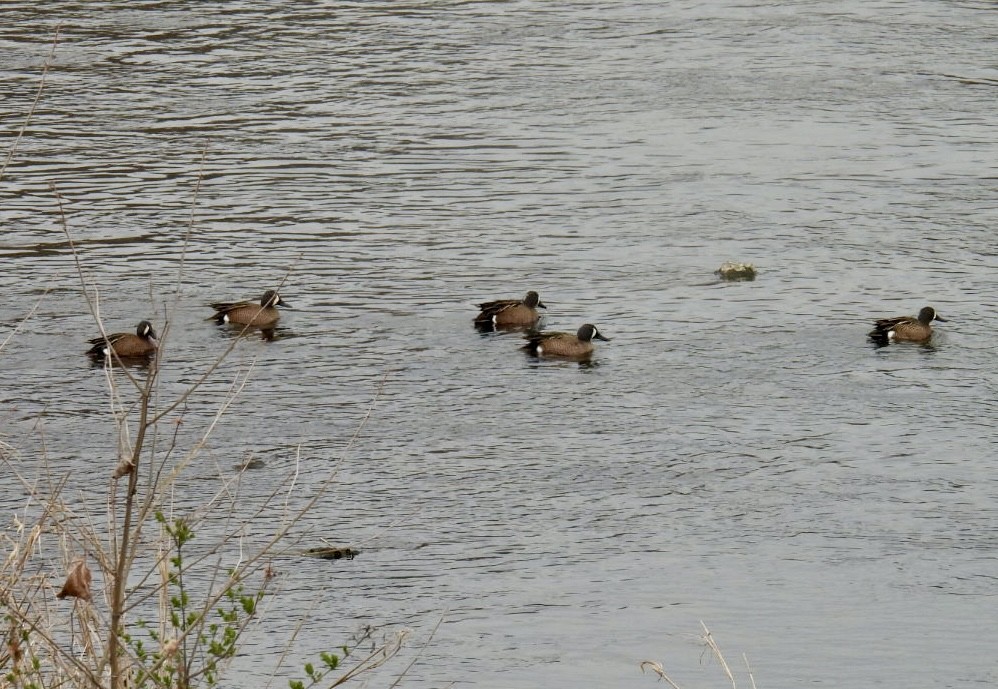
<box><xmin>1</xmin><ymin>2</ymin><xmax>997</xmax><ymax>687</ymax></box>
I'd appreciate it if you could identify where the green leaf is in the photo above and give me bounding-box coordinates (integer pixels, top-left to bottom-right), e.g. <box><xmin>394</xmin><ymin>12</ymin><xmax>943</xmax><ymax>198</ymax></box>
<box><xmin>241</xmin><ymin>596</ymin><xmax>257</xmax><ymax>615</ymax></box>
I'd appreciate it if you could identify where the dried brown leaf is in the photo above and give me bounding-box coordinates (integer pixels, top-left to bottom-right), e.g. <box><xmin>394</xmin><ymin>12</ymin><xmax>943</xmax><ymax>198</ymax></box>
<box><xmin>56</xmin><ymin>557</ymin><xmax>92</xmax><ymax>601</ymax></box>
<box><xmin>113</xmin><ymin>456</ymin><xmax>134</xmax><ymax>479</ymax></box>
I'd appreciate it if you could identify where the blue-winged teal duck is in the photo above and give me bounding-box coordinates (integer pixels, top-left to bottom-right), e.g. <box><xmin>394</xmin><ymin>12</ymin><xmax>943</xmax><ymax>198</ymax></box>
<box><xmin>869</xmin><ymin>306</ymin><xmax>946</xmax><ymax>346</ymax></box>
<box><xmin>209</xmin><ymin>290</ymin><xmax>289</xmax><ymax>328</ymax></box>
<box><xmin>87</xmin><ymin>321</ymin><xmax>158</xmax><ymax>360</ymax></box>
<box><xmin>474</xmin><ymin>290</ymin><xmax>546</xmax><ymax>330</ymax></box>
<box><xmin>523</xmin><ymin>323</ymin><xmax>610</xmax><ymax>359</ymax></box>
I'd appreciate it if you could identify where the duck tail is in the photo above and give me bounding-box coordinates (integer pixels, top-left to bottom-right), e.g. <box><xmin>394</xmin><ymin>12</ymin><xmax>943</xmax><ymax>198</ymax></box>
<box><xmin>473</xmin><ymin>314</ymin><xmax>497</xmax><ymax>332</ymax></box>
<box><xmin>867</xmin><ymin>328</ymin><xmax>890</xmax><ymax>347</ymax></box>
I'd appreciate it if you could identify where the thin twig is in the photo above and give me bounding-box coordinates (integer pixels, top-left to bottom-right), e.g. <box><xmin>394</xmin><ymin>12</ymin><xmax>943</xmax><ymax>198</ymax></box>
<box><xmin>0</xmin><ymin>23</ymin><xmax>61</xmax><ymax>181</ymax></box>
<box><xmin>639</xmin><ymin>660</ymin><xmax>683</xmax><ymax>689</ymax></box>
<box><xmin>283</xmin><ymin>443</ymin><xmax>302</xmax><ymax>519</ymax></box>
<box><xmin>148</xmin><ymin>260</ymin><xmax>302</xmax><ymax>425</ymax></box>
<box><xmin>743</xmin><ymin>652</ymin><xmax>757</xmax><ymax>689</ymax></box>
<box><xmin>700</xmin><ymin>621</ymin><xmax>736</xmax><ymax>689</ymax></box>
<box><xmin>0</xmin><ymin>289</ymin><xmax>50</xmax><ymax>354</ymax></box>
<box><xmin>330</xmin><ymin>629</ymin><xmax>410</xmax><ymax>687</ymax></box>
<box><xmin>172</xmin><ymin>145</ymin><xmax>207</xmax><ymax>304</ymax></box>
<box><xmin>51</xmin><ymin>182</ymin><xmax>145</xmax><ymax>393</ymax></box>
<box><xmin>387</xmin><ymin>613</ymin><xmax>445</xmax><ymax>689</ymax></box>
<box><xmin>264</xmin><ymin>605</ymin><xmax>312</xmax><ymax>688</ymax></box>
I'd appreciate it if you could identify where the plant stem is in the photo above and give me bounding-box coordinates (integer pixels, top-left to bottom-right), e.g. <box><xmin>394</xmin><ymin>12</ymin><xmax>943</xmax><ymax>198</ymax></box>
<box><xmin>109</xmin><ymin>369</ymin><xmax>156</xmax><ymax>688</ymax></box>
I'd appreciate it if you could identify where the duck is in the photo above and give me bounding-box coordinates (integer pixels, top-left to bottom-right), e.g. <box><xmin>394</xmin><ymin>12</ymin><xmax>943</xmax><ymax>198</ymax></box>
<box><xmin>868</xmin><ymin>306</ymin><xmax>946</xmax><ymax>346</ymax></box>
<box><xmin>523</xmin><ymin>323</ymin><xmax>609</xmax><ymax>359</ymax></box>
<box><xmin>209</xmin><ymin>290</ymin><xmax>289</xmax><ymax>329</ymax></box>
<box><xmin>87</xmin><ymin>320</ymin><xmax>158</xmax><ymax>360</ymax></box>
<box><xmin>474</xmin><ymin>291</ymin><xmax>546</xmax><ymax>330</ymax></box>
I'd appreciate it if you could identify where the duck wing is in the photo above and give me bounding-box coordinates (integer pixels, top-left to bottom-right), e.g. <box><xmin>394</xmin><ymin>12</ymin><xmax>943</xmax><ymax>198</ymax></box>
<box><xmin>475</xmin><ymin>298</ymin><xmax>520</xmax><ymax>322</ymax></box>
<box><xmin>210</xmin><ymin>300</ymin><xmax>255</xmax><ymax>313</ymax></box>
<box><xmin>87</xmin><ymin>332</ymin><xmax>128</xmax><ymax>347</ymax></box>
<box><xmin>522</xmin><ymin>330</ymin><xmax>563</xmax><ymax>354</ymax></box>
<box><xmin>872</xmin><ymin>315</ymin><xmax>914</xmax><ymax>332</ymax></box>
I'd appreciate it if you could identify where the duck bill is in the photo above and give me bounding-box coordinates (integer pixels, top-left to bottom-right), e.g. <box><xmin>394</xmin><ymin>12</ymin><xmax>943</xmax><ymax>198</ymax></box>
<box><xmin>537</xmin><ymin>301</ymin><xmax>547</xmax><ymax>309</ymax></box>
<box><xmin>594</xmin><ymin>333</ymin><xmax>610</xmax><ymax>341</ymax></box>
<box><xmin>278</xmin><ymin>301</ymin><xmax>292</xmax><ymax>309</ymax></box>
<box><xmin>933</xmin><ymin>315</ymin><xmax>947</xmax><ymax>322</ymax></box>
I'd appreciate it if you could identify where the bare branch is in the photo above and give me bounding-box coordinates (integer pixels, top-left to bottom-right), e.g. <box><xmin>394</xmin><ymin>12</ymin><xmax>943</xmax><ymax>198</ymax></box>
<box><xmin>0</xmin><ymin>24</ymin><xmax>61</xmax><ymax>181</ymax></box>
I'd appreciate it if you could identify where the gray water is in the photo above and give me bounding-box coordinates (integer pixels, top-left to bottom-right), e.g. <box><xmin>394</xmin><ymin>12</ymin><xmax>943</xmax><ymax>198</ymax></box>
<box><xmin>2</xmin><ymin>1</ymin><xmax>997</xmax><ymax>687</ymax></box>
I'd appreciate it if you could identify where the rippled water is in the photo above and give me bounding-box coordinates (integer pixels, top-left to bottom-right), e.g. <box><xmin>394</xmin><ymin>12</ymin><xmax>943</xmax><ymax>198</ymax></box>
<box><xmin>2</xmin><ymin>2</ymin><xmax>997</xmax><ymax>687</ymax></box>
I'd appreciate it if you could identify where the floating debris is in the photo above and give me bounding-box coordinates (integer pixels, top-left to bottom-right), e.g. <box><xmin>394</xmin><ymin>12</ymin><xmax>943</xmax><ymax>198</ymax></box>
<box><xmin>234</xmin><ymin>457</ymin><xmax>265</xmax><ymax>471</ymax></box>
<box><xmin>716</xmin><ymin>262</ymin><xmax>757</xmax><ymax>281</ymax></box>
<box><xmin>303</xmin><ymin>546</ymin><xmax>357</xmax><ymax>560</ymax></box>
